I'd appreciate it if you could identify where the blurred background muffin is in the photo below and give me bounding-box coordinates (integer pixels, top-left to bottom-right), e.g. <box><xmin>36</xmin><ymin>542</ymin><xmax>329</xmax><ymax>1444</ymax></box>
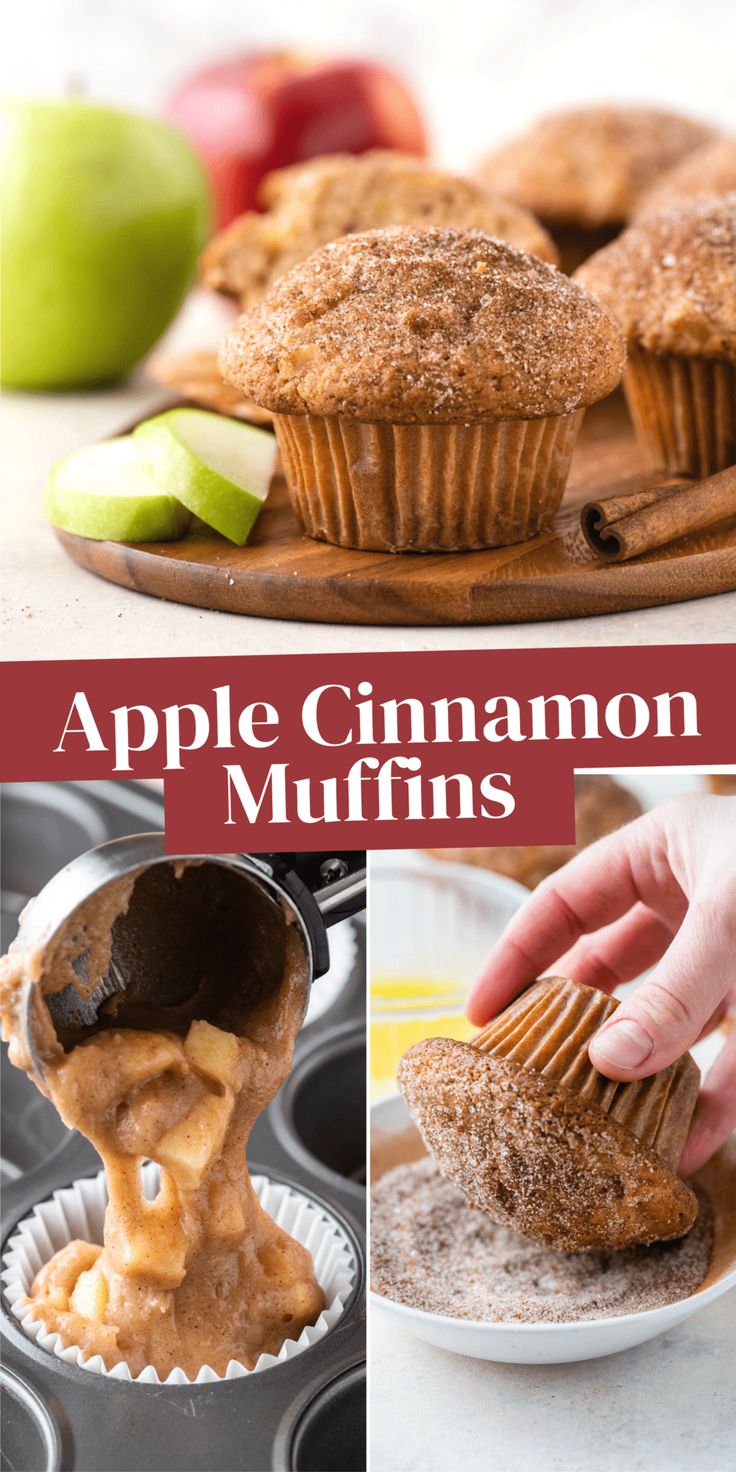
<box><xmin>477</xmin><ymin>105</ymin><xmax>716</xmax><ymax>272</ymax></box>
<box><xmin>578</xmin><ymin>196</ymin><xmax>736</xmax><ymax>476</ymax></box>
<box><xmin>707</xmin><ymin>774</ymin><xmax>736</xmax><ymax>795</ymax></box>
<box><xmin>425</xmin><ymin>774</ymin><xmax>642</xmax><ymax>887</ymax></box>
<box><xmin>635</xmin><ymin>135</ymin><xmax>736</xmax><ymax>218</ymax></box>
<box><xmin>220</xmin><ymin>227</ymin><xmax>623</xmax><ymax>551</ymax></box>
<box><xmin>201</xmin><ymin>150</ymin><xmax>558</xmax><ymax>308</ymax></box>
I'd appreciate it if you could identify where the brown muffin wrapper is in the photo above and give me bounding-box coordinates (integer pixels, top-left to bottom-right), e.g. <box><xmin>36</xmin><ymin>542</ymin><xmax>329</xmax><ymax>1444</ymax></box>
<box><xmin>273</xmin><ymin>410</ymin><xmax>584</xmax><ymax>552</ymax></box>
<box><xmin>472</xmin><ymin>977</ymin><xmax>700</xmax><ymax>1170</ymax></box>
<box><xmin>624</xmin><ymin>351</ymin><xmax>736</xmax><ymax>479</ymax></box>
<box><xmin>551</xmin><ymin>223</ymin><xmax>621</xmax><ymax>277</ymax></box>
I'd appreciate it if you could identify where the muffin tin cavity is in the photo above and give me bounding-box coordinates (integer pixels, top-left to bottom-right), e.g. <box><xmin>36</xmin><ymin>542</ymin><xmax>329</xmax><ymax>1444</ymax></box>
<box><xmin>289</xmin><ymin>1363</ymin><xmax>367</xmax><ymax>1472</ymax></box>
<box><xmin>1</xmin><ymin>783</ymin><xmax>110</xmax><ymax>942</ymax></box>
<box><xmin>272</xmin><ymin>1023</ymin><xmax>366</xmax><ymax>1201</ymax></box>
<box><xmin>0</xmin><ymin>1364</ymin><xmax>62</xmax><ymax>1472</ymax></box>
<box><xmin>0</xmin><ymin>1066</ymin><xmax>70</xmax><ymax>1188</ymax></box>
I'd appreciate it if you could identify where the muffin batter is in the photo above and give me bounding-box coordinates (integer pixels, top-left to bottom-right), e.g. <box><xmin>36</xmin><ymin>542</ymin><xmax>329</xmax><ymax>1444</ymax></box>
<box><xmin>0</xmin><ymin>882</ymin><xmax>324</xmax><ymax>1379</ymax></box>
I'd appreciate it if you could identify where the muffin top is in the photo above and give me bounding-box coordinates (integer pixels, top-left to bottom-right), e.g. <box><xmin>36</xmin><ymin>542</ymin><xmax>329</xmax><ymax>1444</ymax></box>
<box><xmin>577</xmin><ymin>196</ymin><xmax>736</xmax><ymax>359</ymax></box>
<box><xmin>477</xmin><ymin>106</ymin><xmax>716</xmax><ymax>227</ymax></box>
<box><xmin>201</xmin><ymin>150</ymin><xmax>558</xmax><ymax>306</ymax></box>
<box><xmin>635</xmin><ymin>135</ymin><xmax>736</xmax><ymax>218</ymax></box>
<box><xmin>220</xmin><ymin>227</ymin><xmax>625</xmax><ymax>423</ymax></box>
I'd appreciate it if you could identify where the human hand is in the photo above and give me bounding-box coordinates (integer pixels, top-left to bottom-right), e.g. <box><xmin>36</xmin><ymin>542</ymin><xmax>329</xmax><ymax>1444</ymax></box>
<box><xmin>466</xmin><ymin>793</ymin><xmax>736</xmax><ymax>1174</ymax></box>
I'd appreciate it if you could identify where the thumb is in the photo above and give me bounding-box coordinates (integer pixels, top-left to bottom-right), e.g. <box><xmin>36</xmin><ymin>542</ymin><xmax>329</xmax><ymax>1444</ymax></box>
<box><xmin>588</xmin><ymin>900</ymin><xmax>730</xmax><ymax>1080</ymax></box>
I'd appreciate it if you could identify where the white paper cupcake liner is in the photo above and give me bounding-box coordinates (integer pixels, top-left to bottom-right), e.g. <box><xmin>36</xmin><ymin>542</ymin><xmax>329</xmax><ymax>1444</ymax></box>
<box><xmin>2</xmin><ymin>1164</ymin><xmax>356</xmax><ymax>1386</ymax></box>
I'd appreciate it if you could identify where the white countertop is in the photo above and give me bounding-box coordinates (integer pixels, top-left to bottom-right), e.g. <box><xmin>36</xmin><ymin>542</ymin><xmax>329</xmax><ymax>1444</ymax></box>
<box><xmin>3</xmin><ymin>290</ymin><xmax>735</xmax><ymax>663</ymax></box>
<box><xmin>370</xmin><ymin>1294</ymin><xmax>736</xmax><ymax>1472</ymax></box>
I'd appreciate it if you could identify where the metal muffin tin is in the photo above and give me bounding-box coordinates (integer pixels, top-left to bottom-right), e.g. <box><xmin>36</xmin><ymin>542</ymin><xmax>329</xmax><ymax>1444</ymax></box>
<box><xmin>1</xmin><ymin>781</ymin><xmax>366</xmax><ymax>1472</ymax></box>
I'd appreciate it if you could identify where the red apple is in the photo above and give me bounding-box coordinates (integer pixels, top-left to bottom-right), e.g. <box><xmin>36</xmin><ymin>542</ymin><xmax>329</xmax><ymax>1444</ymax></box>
<box><xmin>167</xmin><ymin>51</ymin><xmax>428</xmax><ymax>229</ymax></box>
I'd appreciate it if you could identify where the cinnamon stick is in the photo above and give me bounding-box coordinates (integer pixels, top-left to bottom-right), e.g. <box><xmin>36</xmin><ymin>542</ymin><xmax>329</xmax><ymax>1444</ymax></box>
<box><xmin>581</xmin><ymin>465</ymin><xmax>736</xmax><ymax>562</ymax></box>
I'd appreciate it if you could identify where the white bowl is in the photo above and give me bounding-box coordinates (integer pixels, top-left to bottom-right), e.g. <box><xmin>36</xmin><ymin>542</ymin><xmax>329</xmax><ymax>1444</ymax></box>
<box><xmin>370</xmin><ymin>1092</ymin><xmax>736</xmax><ymax>1365</ymax></box>
<box><xmin>370</xmin><ymin>850</ymin><xmax>528</xmax><ymax>986</ymax></box>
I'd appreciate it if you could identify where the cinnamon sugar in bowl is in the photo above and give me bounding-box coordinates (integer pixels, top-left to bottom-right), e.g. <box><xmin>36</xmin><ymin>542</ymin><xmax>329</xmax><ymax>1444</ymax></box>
<box><xmin>370</xmin><ymin>1090</ymin><xmax>734</xmax><ymax>1365</ymax></box>
<box><xmin>220</xmin><ymin>227</ymin><xmax>624</xmax><ymax>552</ymax></box>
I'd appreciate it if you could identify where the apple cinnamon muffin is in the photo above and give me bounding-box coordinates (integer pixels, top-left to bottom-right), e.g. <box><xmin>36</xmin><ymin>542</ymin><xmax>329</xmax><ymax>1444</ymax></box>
<box><xmin>220</xmin><ymin>227</ymin><xmax>624</xmax><ymax>552</ymax></box>
<box><xmin>399</xmin><ymin>976</ymin><xmax>701</xmax><ymax>1252</ymax></box>
<box><xmin>425</xmin><ymin>774</ymin><xmax>641</xmax><ymax>888</ymax></box>
<box><xmin>578</xmin><ymin>196</ymin><xmax>736</xmax><ymax>476</ymax></box>
<box><xmin>201</xmin><ymin>149</ymin><xmax>558</xmax><ymax>308</ymax></box>
<box><xmin>707</xmin><ymin>774</ymin><xmax>736</xmax><ymax>795</ymax></box>
<box><xmin>478</xmin><ymin>106</ymin><xmax>716</xmax><ymax>272</ymax></box>
<box><xmin>635</xmin><ymin>136</ymin><xmax>736</xmax><ymax>218</ymax></box>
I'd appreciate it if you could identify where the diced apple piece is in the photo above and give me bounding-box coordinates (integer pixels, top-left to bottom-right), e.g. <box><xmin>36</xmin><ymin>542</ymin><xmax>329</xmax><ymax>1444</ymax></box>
<box><xmin>185</xmin><ymin>1020</ymin><xmax>242</xmax><ymax>1090</ymax></box>
<box><xmin>287</xmin><ymin>1280</ymin><xmax>322</xmax><ymax>1321</ymax></box>
<box><xmin>208</xmin><ymin>1179</ymin><xmax>247</xmax><ymax>1241</ymax></box>
<box><xmin>258</xmin><ymin>1238</ymin><xmax>292</xmax><ymax>1283</ymax></box>
<box><xmin>32</xmin><ymin>1240</ymin><xmax>100</xmax><ymax>1302</ymax></box>
<box><xmin>111</xmin><ymin>1226</ymin><xmax>187</xmax><ymax>1286</ymax></box>
<box><xmin>152</xmin><ymin>1091</ymin><xmax>233</xmax><ymax>1190</ymax></box>
<box><xmin>70</xmin><ymin>1266</ymin><xmax>108</xmax><ymax>1322</ymax></box>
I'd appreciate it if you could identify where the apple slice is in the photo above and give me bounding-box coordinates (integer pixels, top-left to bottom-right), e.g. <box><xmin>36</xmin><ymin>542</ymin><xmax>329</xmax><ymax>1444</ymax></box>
<box><xmin>134</xmin><ymin>408</ymin><xmax>275</xmax><ymax>544</ymax></box>
<box><xmin>44</xmin><ymin>436</ymin><xmax>191</xmax><ymax>542</ymax></box>
<box><xmin>70</xmin><ymin>1265</ymin><xmax>109</xmax><ymax>1323</ymax></box>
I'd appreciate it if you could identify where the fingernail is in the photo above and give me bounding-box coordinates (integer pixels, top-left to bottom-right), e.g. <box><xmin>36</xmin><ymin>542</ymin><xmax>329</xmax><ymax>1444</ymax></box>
<box><xmin>591</xmin><ymin>1018</ymin><xmax>653</xmax><ymax>1072</ymax></box>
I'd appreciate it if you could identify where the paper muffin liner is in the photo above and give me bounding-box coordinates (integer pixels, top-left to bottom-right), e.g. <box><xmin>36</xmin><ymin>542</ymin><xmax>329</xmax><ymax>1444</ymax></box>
<box><xmin>552</xmin><ymin>223</ymin><xmax>621</xmax><ymax>277</ymax></box>
<box><xmin>274</xmin><ymin>409</ymin><xmax>584</xmax><ymax>552</ymax></box>
<box><xmin>1</xmin><ymin>1165</ymin><xmax>356</xmax><ymax>1386</ymax></box>
<box><xmin>624</xmin><ymin>351</ymin><xmax>736</xmax><ymax>478</ymax></box>
<box><xmin>472</xmin><ymin>977</ymin><xmax>700</xmax><ymax>1170</ymax></box>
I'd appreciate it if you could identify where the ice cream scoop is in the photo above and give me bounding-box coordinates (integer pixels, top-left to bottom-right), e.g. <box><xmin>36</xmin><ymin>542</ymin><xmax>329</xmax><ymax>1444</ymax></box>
<box><xmin>5</xmin><ymin>835</ymin><xmax>364</xmax><ymax>1080</ymax></box>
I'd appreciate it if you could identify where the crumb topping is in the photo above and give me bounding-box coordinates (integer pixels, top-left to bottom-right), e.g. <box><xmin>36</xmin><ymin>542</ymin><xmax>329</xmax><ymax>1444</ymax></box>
<box><xmin>220</xmin><ymin>227</ymin><xmax>624</xmax><ymax>422</ymax></box>
<box><xmin>577</xmin><ymin>196</ymin><xmax>736</xmax><ymax>359</ymax></box>
<box><xmin>201</xmin><ymin>150</ymin><xmax>558</xmax><ymax>306</ymax></box>
<box><xmin>478</xmin><ymin>106</ymin><xmax>716</xmax><ymax>227</ymax></box>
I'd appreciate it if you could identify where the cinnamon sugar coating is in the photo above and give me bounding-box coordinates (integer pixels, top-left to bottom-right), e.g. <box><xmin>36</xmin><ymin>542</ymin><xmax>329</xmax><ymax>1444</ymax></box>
<box><xmin>425</xmin><ymin>774</ymin><xmax>641</xmax><ymax>888</ymax></box>
<box><xmin>201</xmin><ymin>150</ymin><xmax>558</xmax><ymax>306</ymax></box>
<box><xmin>398</xmin><ymin>978</ymin><xmax>700</xmax><ymax>1253</ymax></box>
<box><xmin>636</xmin><ymin>136</ymin><xmax>736</xmax><ymax>218</ymax></box>
<box><xmin>478</xmin><ymin>106</ymin><xmax>716</xmax><ymax>228</ymax></box>
<box><xmin>220</xmin><ymin>227</ymin><xmax>624</xmax><ymax>423</ymax></box>
<box><xmin>371</xmin><ymin>1158</ymin><xmax>713</xmax><ymax>1323</ymax></box>
<box><xmin>577</xmin><ymin>197</ymin><xmax>736</xmax><ymax>360</ymax></box>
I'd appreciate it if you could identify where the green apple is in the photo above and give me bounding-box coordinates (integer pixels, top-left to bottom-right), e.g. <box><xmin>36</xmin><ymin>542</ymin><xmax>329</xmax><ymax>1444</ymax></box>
<box><xmin>44</xmin><ymin>437</ymin><xmax>191</xmax><ymax>542</ymax></box>
<box><xmin>135</xmin><ymin>409</ymin><xmax>276</xmax><ymax>544</ymax></box>
<box><xmin>1</xmin><ymin>99</ymin><xmax>211</xmax><ymax>389</ymax></box>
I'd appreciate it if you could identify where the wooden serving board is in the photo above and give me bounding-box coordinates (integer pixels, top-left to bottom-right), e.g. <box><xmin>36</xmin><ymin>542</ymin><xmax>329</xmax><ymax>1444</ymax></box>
<box><xmin>56</xmin><ymin>397</ymin><xmax>736</xmax><ymax>626</ymax></box>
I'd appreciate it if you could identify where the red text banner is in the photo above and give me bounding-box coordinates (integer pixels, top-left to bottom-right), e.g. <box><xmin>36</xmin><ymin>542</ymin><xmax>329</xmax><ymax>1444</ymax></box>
<box><xmin>1</xmin><ymin>645</ymin><xmax>732</xmax><ymax>852</ymax></box>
